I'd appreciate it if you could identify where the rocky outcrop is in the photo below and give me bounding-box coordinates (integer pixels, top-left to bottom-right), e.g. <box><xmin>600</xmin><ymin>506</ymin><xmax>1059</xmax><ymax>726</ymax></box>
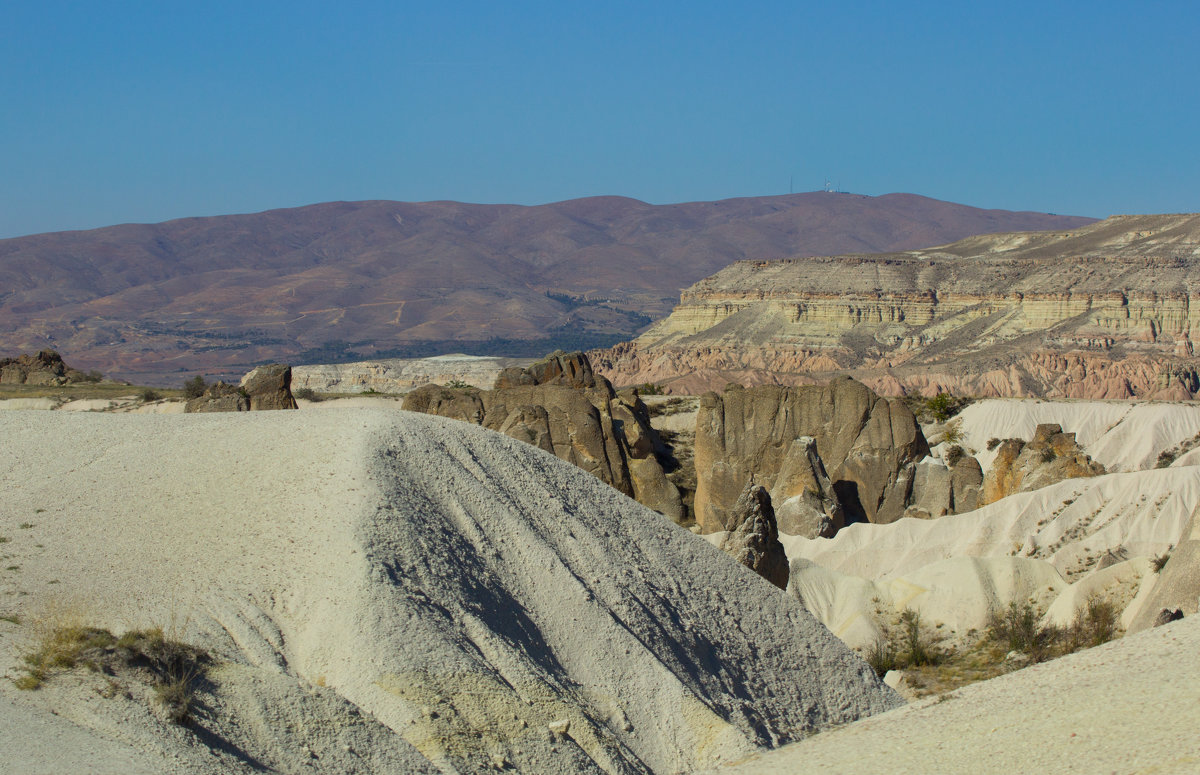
<box><xmin>239</xmin><ymin>364</ymin><xmax>298</xmax><ymax>410</ymax></box>
<box><xmin>185</xmin><ymin>364</ymin><xmax>298</xmax><ymax>413</ymax></box>
<box><xmin>0</xmin><ymin>350</ymin><xmax>89</xmax><ymax>386</ymax></box>
<box><xmin>716</xmin><ymin>484</ymin><xmax>790</xmax><ymax>589</ymax></box>
<box><xmin>292</xmin><ymin>354</ymin><xmax>534</xmax><ymax>395</ymax></box>
<box><xmin>185</xmin><ymin>382</ymin><xmax>249</xmax><ymax>413</ymax></box>
<box><xmin>769</xmin><ymin>437</ymin><xmax>843</xmax><ymax>538</ymax></box>
<box><xmin>403</xmin><ymin>352</ymin><xmax>684</xmax><ymax>522</ymax></box>
<box><xmin>980</xmin><ymin>424</ymin><xmax>1105</xmax><ymax>505</ymax></box>
<box><xmin>591</xmin><ymin>214</ymin><xmax>1200</xmax><ymax>399</ymax></box>
<box><xmin>694</xmin><ymin>377</ymin><xmax>929</xmax><ymax>533</ymax></box>
<box><xmin>906</xmin><ymin>451</ymin><xmax>983</xmax><ymax>519</ymax></box>
<box><xmin>494</xmin><ymin>350</ymin><xmax>599</xmax><ymax>390</ymax></box>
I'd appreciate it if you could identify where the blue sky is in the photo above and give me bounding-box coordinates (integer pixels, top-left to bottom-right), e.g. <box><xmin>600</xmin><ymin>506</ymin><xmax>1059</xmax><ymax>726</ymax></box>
<box><xmin>2</xmin><ymin>1</ymin><xmax>1197</xmax><ymax>237</ymax></box>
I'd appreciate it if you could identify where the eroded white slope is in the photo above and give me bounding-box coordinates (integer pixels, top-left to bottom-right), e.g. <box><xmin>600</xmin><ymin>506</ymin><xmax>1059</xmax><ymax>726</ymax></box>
<box><xmin>710</xmin><ymin>616</ymin><xmax>1200</xmax><ymax>775</ymax></box>
<box><xmin>0</xmin><ymin>410</ymin><xmax>898</xmax><ymax>775</ymax></box>
<box><xmin>954</xmin><ymin>399</ymin><xmax>1200</xmax><ymax>472</ymax></box>
<box><xmin>784</xmin><ymin>466</ymin><xmax>1199</xmax><ymax>580</ymax></box>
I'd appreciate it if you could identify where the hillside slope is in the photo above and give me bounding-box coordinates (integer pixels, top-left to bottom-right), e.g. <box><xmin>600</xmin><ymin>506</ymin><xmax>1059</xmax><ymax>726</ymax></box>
<box><xmin>0</xmin><ymin>193</ymin><xmax>1091</xmax><ymax>382</ymax></box>
<box><xmin>0</xmin><ymin>409</ymin><xmax>900</xmax><ymax>773</ymax></box>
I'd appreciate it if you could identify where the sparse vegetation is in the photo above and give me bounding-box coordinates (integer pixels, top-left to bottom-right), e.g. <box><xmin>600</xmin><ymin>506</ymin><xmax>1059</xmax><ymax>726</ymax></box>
<box><xmin>940</xmin><ymin>420</ymin><xmax>963</xmax><ymax>445</ymax></box>
<box><xmin>15</xmin><ymin>625</ymin><xmax>209</xmax><ymax>723</ymax></box>
<box><xmin>919</xmin><ymin>392</ymin><xmax>971</xmax><ymax>424</ymax></box>
<box><xmin>1152</xmin><ymin>551</ymin><xmax>1171</xmax><ymax>573</ymax></box>
<box><xmin>139</xmin><ymin>388</ymin><xmax>162</xmax><ymax>402</ymax></box>
<box><xmin>293</xmin><ymin>386</ymin><xmax>321</xmax><ymax>401</ymax></box>
<box><xmin>944</xmin><ymin>445</ymin><xmax>964</xmax><ymax>467</ymax></box>
<box><xmin>638</xmin><ymin>382</ymin><xmax>665</xmax><ymax>396</ymax></box>
<box><xmin>870</xmin><ymin>595</ymin><xmax>1126</xmax><ymax>698</ymax></box>
<box><xmin>182</xmin><ymin>375</ymin><xmax>208</xmax><ymax>398</ymax></box>
<box><xmin>444</xmin><ymin>379</ymin><xmax>471</xmax><ymax>389</ymax></box>
<box><xmin>987</xmin><ymin>437</ymin><xmax>1002</xmax><ymax>451</ymax></box>
<box><xmin>864</xmin><ymin>604</ymin><xmax>943</xmax><ymax>676</ymax></box>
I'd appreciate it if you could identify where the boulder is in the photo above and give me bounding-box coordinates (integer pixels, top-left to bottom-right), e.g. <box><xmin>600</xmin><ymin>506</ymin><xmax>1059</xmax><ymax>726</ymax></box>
<box><xmin>184</xmin><ymin>382</ymin><xmax>249</xmax><ymax>413</ymax></box>
<box><xmin>239</xmin><ymin>364</ymin><xmax>298</xmax><ymax>410</ymax></box>
<box><xmin>493</xmin><ymin>350</ymin><xmax>599</xmax><ymax>390</ymax></box>
<box><xmin>981</xmin><ymin>424</ymin><xmax>1105</xmax><ymax>506</ymax></box>
<box><xmin>769</xmin><ymin>436</ymin><xmax>843</xmax><ymax>537</ymax></box>
<box><xmin>951</xmin><ymin>454</ymin><xmax>983</xmax><ymax>512</ymax></box>
<box><xmin>716</xmin><ymin>484</ymin><xmax>790</xmax><ymax>589</ymax></box>
<box><xmin>1152</xmin><ymin>609</ymin><xmax>1184</xmax><ymax>627</ymax></box>
<box><xmin>694</xmin><ymin>377</ymin><xmax>929</xmax><ymax>533</ymax></box>
<box><xmin>401</xmin><ymin>384</ymin><xmax>485</xmax><ymax>424</ymax></box>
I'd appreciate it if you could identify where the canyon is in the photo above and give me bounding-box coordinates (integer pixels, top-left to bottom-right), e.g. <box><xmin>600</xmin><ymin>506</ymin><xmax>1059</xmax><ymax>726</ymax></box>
<box><xmin>593</xmin><ymin>213</ymin><xmax>1200</xmax><ymax>399</ymax></box>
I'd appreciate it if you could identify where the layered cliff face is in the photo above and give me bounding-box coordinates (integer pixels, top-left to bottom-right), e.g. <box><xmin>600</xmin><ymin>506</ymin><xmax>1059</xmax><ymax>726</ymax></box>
<box><xmin>592</xmin><ymin>214</ymin><xmax>1200</xmax><ymax>399</ymax></box>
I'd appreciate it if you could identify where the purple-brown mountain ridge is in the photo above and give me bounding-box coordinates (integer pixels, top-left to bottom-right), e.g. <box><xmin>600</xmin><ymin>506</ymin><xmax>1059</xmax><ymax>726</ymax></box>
<box><xmin>0</xmin><ymin>192</ymin><xmax>1093</xmax><ymax>383</ymax></box>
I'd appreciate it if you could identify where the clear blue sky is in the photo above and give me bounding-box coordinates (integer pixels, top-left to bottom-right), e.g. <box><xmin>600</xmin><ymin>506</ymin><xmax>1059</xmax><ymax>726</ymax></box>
<box><xmin>2</xmin><ymin>1</ymin><xmax>1197</xmax><ymax>237</ymax></box>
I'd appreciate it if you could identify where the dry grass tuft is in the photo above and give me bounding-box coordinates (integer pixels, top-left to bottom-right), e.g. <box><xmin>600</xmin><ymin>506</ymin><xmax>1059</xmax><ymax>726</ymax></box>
<box><xmin>14</xmin><ymin>624</ymin><xmax>210</xmax><ymax>723</ymax></box>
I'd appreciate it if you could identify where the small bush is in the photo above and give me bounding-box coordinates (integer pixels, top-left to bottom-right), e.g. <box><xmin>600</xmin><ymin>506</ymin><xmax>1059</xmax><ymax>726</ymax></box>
<box><xmin>865</xmin><ymin>638</ymin><xmax>898</xmax><ymax>677</ymax></box>
<box><xmin>1156</xmin><ymin>450</ymin><xmax>1178</xmax><ymax>468</ymax></box>
<box><xmin>944</xmin><ymin>445</ymin><xmax>964</xmax><ymax>467</ymax></box>
<box><xmin>638</xmin><ymin>382</ymin><xmax>665</xmax><ymax>396</ymax></box>
<box><xmin>987</xmin><ymin>437</ymin><xmax>1001</xmax><ymax>451</ymax></box>
<box><xmin>294</xmin><ymin>387</ymin><xmax>320</xmax><ymax>402</ymax></box>
<box><xmin>444</xmin><ymin>379</ymin><xmax>471</xmax><ymax>389</ymax></box>
<box><xmin>925</xmin><ymin>393</ymin><xmax>957</xmax><ymax>423</ymax></box>
<box><xmin>1152</xmin><ymin>552</ymin><xmax>1171</xmax><ymax>573</ymax></box>
<box><xmin>987</xmin><ymin>600</ymin><xmax>1058</xmax><ymax>663</ymax></box>
<box><xmin>1065</xmin><ymin>597</ymin><xmax>1118</xmax><ymax>650</ymax></box>
<box><xmin>182</xmin><ymin>376</ymin><xmax>208</xmax><ymax>399</ymax></box>
<box><xmin>139</xmin><ymin>388</ymin><xmax>162</xmax><ymax>402</ymax></box>
<box><xmin>864</xmin><ymin>605</ymin><xmax>942</xmax><ymax>676</ymax></box>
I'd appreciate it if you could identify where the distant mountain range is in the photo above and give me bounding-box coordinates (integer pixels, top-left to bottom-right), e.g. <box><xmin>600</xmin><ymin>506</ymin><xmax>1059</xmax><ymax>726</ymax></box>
<box><xmin>0</xmin><ymin>192</ymin><xmax>1094</xmax><ymax>383</ymax></box>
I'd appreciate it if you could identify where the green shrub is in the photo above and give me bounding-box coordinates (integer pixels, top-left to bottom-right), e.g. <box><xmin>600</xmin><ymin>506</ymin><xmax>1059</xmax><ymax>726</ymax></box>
<box><xmin>444</xmin><ymin>379</ymin><xmax>470</xmax><ymax>389</ymax></box>
<box><xmin>638</xmin><ymin>382</ymin><xmax>665</xmax><ymax>396</ymax></box>
<box><xmin>925</xmin><ymin>393</ymin><xmax>956</xmax><ymax>423</ymax></box>
<box><xmin>294</xmin><ymin>387</ymin><xmax>320</xmax><ymax>401</ymax></box>
<box><xmin>941</xmin><ymin>421</ymin><xmax>963</xmax><ymax>445</ymax></box>
<box><xmin>182</xmin><ymin>375</ymin><xmax>208</xmax><ymax>399</ymax></box>
<box><xmin>139</xmin><ymin>388</ymin><xmax>162</xmax><ymax>403</ymax></box>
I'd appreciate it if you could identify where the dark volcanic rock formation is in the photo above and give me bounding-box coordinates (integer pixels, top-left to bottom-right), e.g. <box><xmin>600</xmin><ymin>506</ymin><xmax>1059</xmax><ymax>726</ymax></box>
<box><xmin>239</xmin><ymin>364</ymin><xmax>299</xmax><ymax>410</ymax></box>
<box><xmin>693</xmin><ymin>377</ymin><xmax>929</xmax><ymax>532</ymax></box>
<box><xmin>404</xmin><ymin>352</ymin><xmax>684</xmax><ymax>521</ymax></box>
<box><xmin>716</xmin><ymin>484</ymin><xmax>790</xmax><ymax>590</ymax></box>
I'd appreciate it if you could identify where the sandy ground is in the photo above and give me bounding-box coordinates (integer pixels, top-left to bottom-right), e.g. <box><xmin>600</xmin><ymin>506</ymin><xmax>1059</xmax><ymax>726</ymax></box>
<box><xmin>710</xmin><ymin>614</ymin><xmax>1200</xmax><ymax>775</ymax></box>
<box><xmin>0</xmin><ymin>409</ymin><xmax>897</xmax><ymax>774</ymax></box>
